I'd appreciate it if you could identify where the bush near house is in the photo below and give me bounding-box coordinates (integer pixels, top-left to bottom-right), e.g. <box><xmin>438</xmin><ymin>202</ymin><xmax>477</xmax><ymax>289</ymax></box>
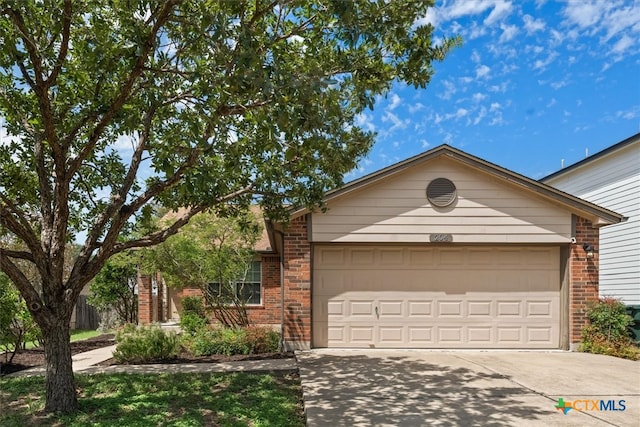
<box><xmin>190</xmin><ymin>326</ymin><xmax>280</xmax><ymax>356</ymax></box>
<box><xmin>113</xmin><ymin>325</ymin><xmax>180</xmax><ymax>364</ymax></box>
<box><xmin>179</xmin><ymin>296</ymin><xmax>209</xmax><ymax>336</ymax></box>
<box><xmin>580</xmin><ymin>297</ymin><xmax>640</xmax><ymax>360</ymax></box>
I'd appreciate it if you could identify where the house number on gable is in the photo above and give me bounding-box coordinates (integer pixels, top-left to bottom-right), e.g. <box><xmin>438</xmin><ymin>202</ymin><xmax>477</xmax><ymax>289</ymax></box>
<box><xmin>430</xmin><ymin>233</ymin><xmax>453</xmax><ymax>243</ymax></box>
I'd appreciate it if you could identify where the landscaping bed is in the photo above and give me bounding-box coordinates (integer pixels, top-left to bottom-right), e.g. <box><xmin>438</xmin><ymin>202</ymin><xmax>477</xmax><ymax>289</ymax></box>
<box><xmin>1</xmin><ymin>331</ymin><xmax>295</xmax><ymax>376</ymax></box>
<box><xmin>0</xmin><ymin>334</ymin><xmax>116</xmax><ymax>376</ymax></box>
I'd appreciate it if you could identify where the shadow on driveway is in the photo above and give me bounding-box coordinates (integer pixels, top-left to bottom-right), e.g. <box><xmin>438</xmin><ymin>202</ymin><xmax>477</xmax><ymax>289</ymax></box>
<box><xmin>297</xmin><ymin>351</ymin><xmax>551</xmax><ymax>426</ymax></box>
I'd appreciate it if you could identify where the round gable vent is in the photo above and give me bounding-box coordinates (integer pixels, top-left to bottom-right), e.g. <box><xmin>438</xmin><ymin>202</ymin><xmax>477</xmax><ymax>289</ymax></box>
<box><xmin>427</xmin><ymin>178</ymin><xmax>457</xmax><ymax>207</ymax></box>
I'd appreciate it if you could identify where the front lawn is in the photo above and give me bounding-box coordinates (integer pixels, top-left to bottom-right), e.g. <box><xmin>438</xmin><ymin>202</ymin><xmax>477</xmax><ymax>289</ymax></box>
<box><xmin>0</xmin><ymin>372</ymin><xmax>304</xmax><ymax>426</ymax></box>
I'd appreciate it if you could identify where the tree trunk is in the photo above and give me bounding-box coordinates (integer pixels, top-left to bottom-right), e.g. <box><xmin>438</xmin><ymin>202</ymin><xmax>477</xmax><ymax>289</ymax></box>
<box><xmin>43</xmin><ymin>320</ymin><xmax>77</xmax><ymax>413</ymax></box>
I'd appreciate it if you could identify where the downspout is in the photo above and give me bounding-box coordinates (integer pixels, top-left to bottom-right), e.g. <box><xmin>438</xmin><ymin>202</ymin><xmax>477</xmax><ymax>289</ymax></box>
<box><xmin>274</xmin><ymin>229</ymin><xmax>286</xmax><ymax>352</ymax></box>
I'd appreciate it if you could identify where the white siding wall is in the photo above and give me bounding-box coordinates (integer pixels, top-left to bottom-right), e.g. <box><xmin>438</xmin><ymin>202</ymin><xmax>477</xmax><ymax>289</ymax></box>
<box><xmin>545</xmin><ymin>143</ymin><xmax>640</xmax><ymax>304</ymax></box>
<box><xmin>312</xmin><ymin>157</ymin><xmax>573</xmax><ymax>244</ymax></box>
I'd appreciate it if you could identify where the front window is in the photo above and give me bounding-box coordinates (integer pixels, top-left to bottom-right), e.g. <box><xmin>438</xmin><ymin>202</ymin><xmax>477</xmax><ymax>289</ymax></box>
<box><xmin>208</xmin><ymin>261</ymin><xmax>261</xmax><ymax>305</ymax></box>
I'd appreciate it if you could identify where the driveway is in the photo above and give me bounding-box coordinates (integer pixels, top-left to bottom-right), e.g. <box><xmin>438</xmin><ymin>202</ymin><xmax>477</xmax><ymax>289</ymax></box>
<box><xmin>296</xmin><ymin>350</ymin><xmax>639</xmax><ymax>426</ymax></box>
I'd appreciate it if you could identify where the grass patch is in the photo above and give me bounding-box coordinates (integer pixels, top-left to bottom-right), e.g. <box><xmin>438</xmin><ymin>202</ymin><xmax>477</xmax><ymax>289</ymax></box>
<box><xmin>70</xmin><ymin>329</ymin><xmax>104</xmax><ymax>342</ymax></box>
<box><xmin>0</xmin><ymin>371</ymin><xmax>304</xmax><ymax>426</ymax></box>
<box><xmin>19</xmin><ymin>329</ymin><xmax>105</xmax><ymax>350</ymax></box>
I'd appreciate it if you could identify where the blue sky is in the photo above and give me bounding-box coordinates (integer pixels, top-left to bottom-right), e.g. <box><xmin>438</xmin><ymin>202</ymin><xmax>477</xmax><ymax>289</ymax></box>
<box><xmin>347</xmin><ymin>0</ymin><xmax>640</xmax><ymax>181</ymax></box>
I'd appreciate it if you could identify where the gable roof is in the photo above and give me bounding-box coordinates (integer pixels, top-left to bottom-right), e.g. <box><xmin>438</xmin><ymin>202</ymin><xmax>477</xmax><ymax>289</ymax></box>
<box><xmin>290</xmin><ymin>144</ymin><xmax>625</xmax><ymax>226</ymax></box>
<box><xmin>541</xmin><ymin>132</ymin><xmax>640</xmax><ymax>182</ymax></box>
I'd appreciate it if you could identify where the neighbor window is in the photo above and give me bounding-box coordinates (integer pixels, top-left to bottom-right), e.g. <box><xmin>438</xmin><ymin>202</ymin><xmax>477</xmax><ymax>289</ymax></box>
<box><xmin>208</xmin><ymin>261</ymin><xmax>261</xmax><ymax>305</ymax></box>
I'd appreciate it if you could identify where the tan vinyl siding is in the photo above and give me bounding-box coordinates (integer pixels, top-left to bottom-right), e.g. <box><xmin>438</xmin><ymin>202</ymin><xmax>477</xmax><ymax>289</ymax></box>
<box><xmin>544</xmin><ymin>143</ymin><xmax>640</xmax><ymax>304</ymax></box>
<box><xmin>312</xmin><ymin>157</ymin><xmax>572</xmax><ymax>244</ymax></box>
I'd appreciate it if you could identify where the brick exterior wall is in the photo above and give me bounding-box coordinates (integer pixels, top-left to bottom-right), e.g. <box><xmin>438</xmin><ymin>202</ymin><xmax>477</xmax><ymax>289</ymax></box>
<box><xmin>282</xmin><ymin>215</ymin><xmax>312</xmax><ymax>350</ymax></box>
<box><xmin>138</xmin><ymin>273</ymin><xmax>153</xmax><ymax>325</ymax></box>
<box><xmin>569</xmin><ymin>215</ymin><xmax>600</xmax><ymax>344</ymax></box>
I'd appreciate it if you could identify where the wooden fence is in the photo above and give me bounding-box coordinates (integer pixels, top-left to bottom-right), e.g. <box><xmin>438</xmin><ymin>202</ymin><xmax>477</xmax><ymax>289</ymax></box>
<box><xmin>74</xmin><ymin>295</ymin><xmax>100</xmax><ymax>330</ymax></box>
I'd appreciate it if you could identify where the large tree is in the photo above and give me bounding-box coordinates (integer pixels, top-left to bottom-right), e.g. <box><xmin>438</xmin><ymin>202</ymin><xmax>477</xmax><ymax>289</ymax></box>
<box><xmin>0</xmin><ymin>0</ymin><xmax>457</xmax><ymax>413</ymax></box>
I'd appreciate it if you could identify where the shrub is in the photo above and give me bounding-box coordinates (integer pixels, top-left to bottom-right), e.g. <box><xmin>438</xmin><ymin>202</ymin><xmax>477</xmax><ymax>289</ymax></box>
<box><xmin>189</xmin><ymin>326</ymin><xmax>280</xmax><ymax>356</ymax></box>
<box><xmin>182</xmin><ymin>296</ymin><xmax>206</xmax><ymax>317</ymax></box>
<box><xmin>180</xmin><ymin>312</ymin><xmax>208</xmax><ymax>336</ymax></box>
<box><xmin>580</xmin><ymin>298</ymin><xmax>639</xmax><ymax>360</ymax></box>
<box><xmin>113</xmin><ymin>325</ymin><xmax>179</xmax><ymax>363</ymax></box>
<box><xmin>245</xmin><ymin>326</ymin><xmax>280</xmax><ymax>353</ymax></box>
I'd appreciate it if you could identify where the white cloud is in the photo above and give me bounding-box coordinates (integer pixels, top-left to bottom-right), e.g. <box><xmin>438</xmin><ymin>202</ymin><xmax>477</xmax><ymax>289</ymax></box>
<box><xmin>472</xmin><ymin>92</ymin><xmax>487</xmax><ymax>102</ymax></box>
<box><xmin>421</xmin><ymin>139</ymin><xmax>431</xmax><ymax>149</ymax></box>
<box><xmin>414</xmin><ymin>8</ymin><xmax>439</xmax><ymax>28</ymax></box>
<box><xmin>550</xmin><ymin>79</ymin><xmax>569</xmax><ymax>90</ymax></box>
<box><xmin>355</xmin><ymin>113</ymin><xmax>376</xmax><ymax>132</ymax></box>
<box><xmin>533</xmin><ymin>51</ymin><xmax>559</xmax><ymax>71</ymax></box>
<box><xmin>523</xmin><ymin>14</ymin><xmax>545</xmax><ymax>34</ymax></box>
<box><xmin>387</xmin><ymin>93</ymin><xmax>402</xmax><ymax>110</ymax></box>
<box><xmin>408</xmin><ymin>102</ymin><xmax>425</xmax><ymax>114</ymax></box>
<box><xmin>546</xmin><ymin>98</ymin><xmax>557</xmax><ymax>108</ymax></box>
<box><xmin>484</xmin><ymin>1</ymin><xmax>513</xmax><ymax>26</ymax></box>
<box><xmin>488</xmin><ymin>82</ymin><xmax>509</xmax><ymax>93</ymax></box>
<box><xmin>471</xmin><ymin>50</ymin><xmax>482</xmax><ymax>63</ymax></box>
<box><xmin>438</xmin><ymin>79</ymin><xmax>458</xmax><ymax>100</ymax></box>
<box><xmin>476</xmin><ymin>64</ymin><xmax>491</xmax><ymax>79</ymax></box>
<box><xmin>446</xmin><ymin>0</ymin><xmax>500</xmax><ymax>20</ymax></box>
<box><xmin>490</xmin><ymin>102</ymin><xmax>501</xmax><ymax>111</ymax></box>
<box><xmin>616</xmin><ymin>105</ymin><xmax>640</xmax><ymax>120</ymax></box>
<box><xmin>467</xmin><ymin>22</ymin><xmax>488</xmax><ymax>39</ymax></box>
<box><xmin>612</xmin><ymin>35</ymin><xmax>634</xmax><ymax>54</ymax></box>
<box><xmin>499</xmin><ymin>23</ymin><xmax>518</xmax><ymax>43</ymax></box>
<box><xmin>381</xmin><ymin>111</ymin><xmax>410</xmax><ymax>131</ymax></box>
<box><xmin>561</xmin><ymin>1</ymin><xmax>640</xmax><ymax>58</ymax></box>
<box><xmin>473</xmin><ymin>106</ymin><xmax>488</xmax><ymax>125</ymax></box>
<box><xmin>562</xmin><ymin>2</ymin><xmax>602</xmax><ymax>28</ymax></box>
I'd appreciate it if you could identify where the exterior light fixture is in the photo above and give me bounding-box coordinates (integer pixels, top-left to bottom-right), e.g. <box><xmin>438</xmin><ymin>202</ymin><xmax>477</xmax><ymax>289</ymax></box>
<box><xmin>582</xmin><ymin>243</ymin><xmax>595</xmax><ymax>258</ymax></box>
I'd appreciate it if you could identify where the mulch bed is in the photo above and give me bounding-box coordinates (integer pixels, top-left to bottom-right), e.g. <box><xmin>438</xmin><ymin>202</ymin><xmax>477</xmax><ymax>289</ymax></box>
<box><xmin>1</xmin><ymin>334</ymin><xmax>294</xmax><ymax>376</ymax></box>
<box><xmin>0</xmin><ymin>334</ymin><xmax>116</xmax><ymax>376</ymax></box>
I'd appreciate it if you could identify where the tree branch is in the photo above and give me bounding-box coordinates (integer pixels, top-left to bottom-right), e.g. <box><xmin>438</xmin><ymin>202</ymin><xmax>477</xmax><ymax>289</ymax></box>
<box><xmin>0</xmin><ymin>252</ymin><xmax>50</xmax><ymax>323</ymax></box>
<box><xmin>0</xmin><ymin>249</ymin><xmax>35</xmax><ymax>262</ymax></box>
<box><xmin>67</xmin><ymin>0</ymin><xmax>182</xmax><ymax>178</ymax></box>
<box><xmin>45</xmin><ymin>0</ymin><xmax>72</xmax><ymax>86</ymax></box>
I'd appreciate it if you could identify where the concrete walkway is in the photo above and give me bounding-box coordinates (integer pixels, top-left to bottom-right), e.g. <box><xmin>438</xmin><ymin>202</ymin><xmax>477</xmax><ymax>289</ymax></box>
<box><xmin>5</xmin><ymin>344</ymin><xmax>296</xmax><ymax>378</ymax></box>
<box><xmin>297</xmin><ymin>349</ymin><xmax>640</xmax><ymax>427</ymax></box>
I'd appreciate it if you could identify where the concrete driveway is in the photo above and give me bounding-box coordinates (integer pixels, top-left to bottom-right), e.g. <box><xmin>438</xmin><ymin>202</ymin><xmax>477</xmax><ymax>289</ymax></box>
<box><xmin>296</xmin><ymin>350</ymin><xmax>639</xmax><ymax>426</ymax></box>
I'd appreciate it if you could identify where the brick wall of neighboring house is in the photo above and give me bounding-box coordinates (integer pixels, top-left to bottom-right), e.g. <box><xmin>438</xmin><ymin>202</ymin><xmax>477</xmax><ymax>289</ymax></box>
<box><xmin>570</xmin><ymin>215</ymin><xmax>600</xmax><ymax>345</ymax></box>
<box><xmin>282</xmin><ymin>215</ymin><xmax>312</xmax><ymax>350</ymax></box>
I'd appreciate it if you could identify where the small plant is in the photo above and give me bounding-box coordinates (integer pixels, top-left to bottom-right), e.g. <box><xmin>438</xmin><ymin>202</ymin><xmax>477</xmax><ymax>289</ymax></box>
<box><xmin>113</xmin><ymin>325</ymin><xmax>179</xmax><ymax>363</ymax></box>
<box><xmin>182</xmin><ymin>296</ymin><xmax>206</xmax><ymax>318</ymax></box>
<box><xmin>179</xmin><ymin>296</ymin><xmax>209</xmax><ymax>335</ymax></box>
<box><xmin>245</xmin><ymin>326</ymin><xmax>280</xmax><ymax>353</ymax></box>
<box><xmin>189</xmin><ymin>326</ymin><xmax>280</xmax><ymax>356</ymax></box>
<box><xmin>580</xmin><ymin>298</ymin><xmax>639</xmax><ymax>360</ymax></box>
<box><xmin>180</xmin><ymin>312</ymin><xmax>208</xmax><ymax>336</ymax></box>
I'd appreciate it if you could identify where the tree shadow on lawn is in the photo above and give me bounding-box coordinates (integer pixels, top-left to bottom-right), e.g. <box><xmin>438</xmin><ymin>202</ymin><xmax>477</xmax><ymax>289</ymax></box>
<box><xmin>298</xmin><ymin>353</ymin><xmax>551</xmax><ymax>426</ymax></box>
<box><xmin>1</xmin><ymin>371</ymin><xmax>304</xmax><ymax>426</ymax></box>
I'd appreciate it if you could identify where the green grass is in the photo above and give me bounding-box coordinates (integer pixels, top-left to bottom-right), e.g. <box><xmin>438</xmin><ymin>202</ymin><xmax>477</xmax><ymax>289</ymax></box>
<box><xmin>70</xmin><ymin>329</ymin><xmax>105</xmax><ymax>342</ymax></box>
<box><xmin>19</xmin><ymin>329</ymin><xmax>106</xmax><ymax>350</ymax></box>
<box><xmin>0</xmin><ymin>372</ymin><xmax>304</xmax><ymax>426</ymax></box>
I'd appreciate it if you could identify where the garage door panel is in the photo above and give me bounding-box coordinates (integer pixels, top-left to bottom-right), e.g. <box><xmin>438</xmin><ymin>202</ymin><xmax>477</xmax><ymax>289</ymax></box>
<box><xmin>408</xmin><ymin>301</ymin><xmax>433</xmax><ymax>317</ymax></box>
<box><xmin>468</xmin><ymin>301</ymin><xmax>492</xmax><ymax>316</ymax></box>
<box><xmin>378</xmin><ymin>300</ymin><xmax>403</xmax><ymax>317</ymax></box>
<box><xmin>313</xmin><ymin>246</ymin><xmax>560</xmax><ymax>349</ymax></box>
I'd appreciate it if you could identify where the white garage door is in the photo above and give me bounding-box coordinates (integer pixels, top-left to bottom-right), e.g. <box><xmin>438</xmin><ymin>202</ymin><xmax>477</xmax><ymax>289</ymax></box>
<box><xmin>313</xmin><ymin>246</ymin><xmax>560</xmax><ymax>349</ymax></box>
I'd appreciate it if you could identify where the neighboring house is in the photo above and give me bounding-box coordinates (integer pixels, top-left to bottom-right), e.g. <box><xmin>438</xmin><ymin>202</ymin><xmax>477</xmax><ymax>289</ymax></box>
<box><xmin>541</xmin><ymin>133</ymin><xmax>639</xmax><ymax>306</ymax></box>
<box><xmin>139</xmin><ymin>145</ymin><xmax>624</xmax><ymax>351</ymax></box>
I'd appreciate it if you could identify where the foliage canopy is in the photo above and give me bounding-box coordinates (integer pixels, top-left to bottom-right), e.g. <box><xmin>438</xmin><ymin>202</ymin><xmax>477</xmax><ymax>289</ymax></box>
<box><xmin>0</xmin><ymin>0</ymin><xmax>458</xmax><ymax>412</ymax></box>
